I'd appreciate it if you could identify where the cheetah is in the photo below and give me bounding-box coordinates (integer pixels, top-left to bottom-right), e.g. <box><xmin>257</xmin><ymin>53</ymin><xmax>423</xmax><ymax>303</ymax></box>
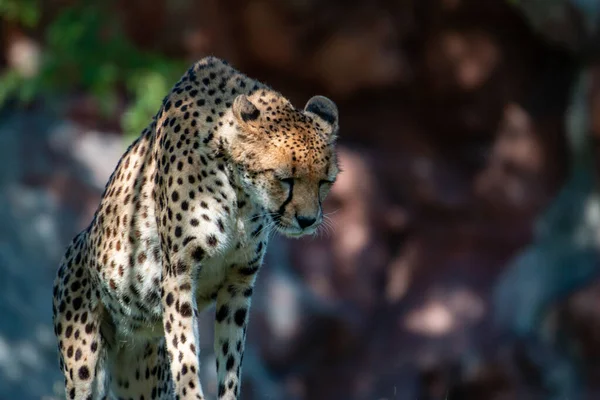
<box><xmin>52</xmin><ymin>56</ymin><xmax>339</xmax><ymax>400</ymax></box>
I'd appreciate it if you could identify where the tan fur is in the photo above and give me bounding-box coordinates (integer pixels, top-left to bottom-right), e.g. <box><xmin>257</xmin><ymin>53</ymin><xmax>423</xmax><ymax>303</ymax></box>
<box><xmin>52</xmin><ymin>56</ymin><xmax>339</xmax><ymax>400</ymax></box>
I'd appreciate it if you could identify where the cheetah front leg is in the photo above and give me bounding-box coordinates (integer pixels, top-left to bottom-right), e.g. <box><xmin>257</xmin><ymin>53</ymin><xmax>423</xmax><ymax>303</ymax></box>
<box><xmin>53</xmin><ymin>261</ymin><xmax>108</xmax><ymax>400</ymax></box>
<box><xmin>160</xmin><ymin>254</ymin><xmax>205</xmax><ymax>400</ymax></box>
<box><xmin>213</xmin><ymin>268</ymin><xmax>259</xmax><ymax>400</ymax></box>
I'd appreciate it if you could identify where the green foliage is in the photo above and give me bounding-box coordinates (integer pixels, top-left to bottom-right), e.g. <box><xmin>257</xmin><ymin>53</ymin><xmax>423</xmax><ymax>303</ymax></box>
<box><xmin>0</xmin><ymin>1</ymin><xmax>186</xmax><ymax>140</ymax></box>
<box><xmin>0</xmin><ymin>68</ymin><xmax>40</xmax><ymax>106</ymax></box>
<box><xmin>122</xmin><ymin>68</ymin><xmax>176</xmax><ymax>136</ymax></box>
<box><xmin>0</xmin><ymin>0</ymin><xmax>40</xmax><ymax>27</ymax></box>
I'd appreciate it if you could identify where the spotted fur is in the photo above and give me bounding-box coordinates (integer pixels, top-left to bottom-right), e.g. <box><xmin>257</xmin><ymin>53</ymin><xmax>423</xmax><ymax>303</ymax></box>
<box><xmin>52</xmin><ymin>56</ymin><xmax>340</xmax><ymax>400</ymax></box>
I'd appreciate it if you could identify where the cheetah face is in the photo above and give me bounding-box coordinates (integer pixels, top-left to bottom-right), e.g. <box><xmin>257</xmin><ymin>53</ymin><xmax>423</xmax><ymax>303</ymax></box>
<box><xmin>229</xmin><ymin>93</ymin><xmax>340</xmax><ymax>238</ymax></box>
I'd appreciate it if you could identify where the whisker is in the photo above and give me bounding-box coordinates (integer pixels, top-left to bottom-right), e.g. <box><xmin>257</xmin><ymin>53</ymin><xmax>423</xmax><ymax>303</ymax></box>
<box><xmin>252</xmin><ymin>220</ymin><xmax>277</xmax><ymax>238</ymax></box>
<box><xmin>268</xmin><ymin>222</ymin><xmax>280</xmax><ymax>241</ymax></box>
<box><xmin>264</xmin><ymin>222</ymin><xmax>279</xmax><ymax>237</ymax></box>
<box><xmin>323</xmin><ymin>208</ymin><xmax>341</xmax><ymax>217</ymax></box>
<box><xmin>319</xmin><ymin>216</ymin><xmax>335</xmax><ymax>238</ymax></box>
<box><xmin>241</xmin><ymin>211</ymin><xmax>277</xmax><ymax>224</ymax></box>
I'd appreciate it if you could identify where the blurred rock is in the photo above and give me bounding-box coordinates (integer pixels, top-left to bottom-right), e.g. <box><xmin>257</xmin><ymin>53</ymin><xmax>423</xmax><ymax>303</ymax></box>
<box><xmin>237</xmin><ymin>0</ymin><xmax>407</xmax><ymax>97</ymax></box>
<box><xmin>513</xmin><ymin>0</ymin><xmax>600</xmax><ymax>52</ymax></box>
<box><xmin>474</xmin><ymin>103</ymin><xmax>552</xmax><ymax>214</ymax></box>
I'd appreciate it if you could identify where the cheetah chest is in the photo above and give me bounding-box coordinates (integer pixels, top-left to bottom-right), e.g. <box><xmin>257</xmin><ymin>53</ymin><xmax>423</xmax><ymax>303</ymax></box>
<box><xmin>194</xmin><ymin>255</ymin><xmax>229</xmax><ymax>304</ymax></box>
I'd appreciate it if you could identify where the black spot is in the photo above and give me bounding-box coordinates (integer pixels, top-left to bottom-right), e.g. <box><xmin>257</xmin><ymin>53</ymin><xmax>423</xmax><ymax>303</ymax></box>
<box><xmin>72</xmin><ymin>297</ymin><xmax>82</xmax><ymax>311</ymax></box>
<box><xmin>70</xmin><ymin>281</ymin><xmax>81</xmax><ymax>292</ymax></box>
<box><xmin>166</xmin><ymin>293</ymin><xmax>174</xmax><ymax>306</ymax></box>
<box><xmin>215</xmin><ymin>305</ymin><xmax>229</xmax><ymax>322</ymax></box>
<box><xmin>226</xmin><ymin>355</ymin><xmax>235</xmax><ymax>371</ymax></box>
<box><xmin>222</xmin><ymin>341</ymin><xmax>229</xmax><ymax>355</ymax></box>
<box><xmin>175</xmin><ymin>261</ymin><xmax>188</xmax><ymax>275</ymax></box>
<box><xmin>182</xmin><ymin>236</ymin><xmax>196</xmax><ymax>247</ymax></box>
<box><xmin>192</xmin><ymin>246</ymin><xmax>205</xmax><ymax>262</ymax></box>
<box><xmin>206</xmin><ymin>235</ymin><xmax>218</xmax><ymax>247</ymax></box>
<box><xmin>216</xmin><ymin>219</ymin><xmax>225</xmax><ymax>233</ymax></box>
<box><xmin>78</xmin><ymin>365</ymin><xmax>90</xmax><ymax>380</ymax></box>
<box><xmin>180</xmin><ymin>302</ymin><xmax>193</xmax><ymax>317</ymax></box>
<box><xmin>234</xmin><ymin>308</ymin><xmax>247</xmax><ymax>326</ymax></box>
<box><xmin>238</xmin><ymin>265</ymin><xmax>259</xmax><ymax>275</ymax></box>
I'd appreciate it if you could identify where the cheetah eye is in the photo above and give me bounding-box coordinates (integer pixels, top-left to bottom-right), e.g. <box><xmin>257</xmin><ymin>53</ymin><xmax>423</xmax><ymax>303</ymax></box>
<box><xmin>279</xmin><ymin>178</ymin><xmax>294</xmax><ymax>186</ymax></box>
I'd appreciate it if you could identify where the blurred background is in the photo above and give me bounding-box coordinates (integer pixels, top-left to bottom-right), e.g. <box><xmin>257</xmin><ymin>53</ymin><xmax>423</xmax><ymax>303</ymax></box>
<box><xmin>2</xmin><ymin>0</ymin><xmax>600</xmax><ymax>399</ymax></box>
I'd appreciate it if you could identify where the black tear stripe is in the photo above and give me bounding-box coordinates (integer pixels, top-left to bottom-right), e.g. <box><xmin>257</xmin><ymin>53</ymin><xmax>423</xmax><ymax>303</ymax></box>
<box><xmin>276</xmin><ymin>180</ymin><xmax>294</xmax><ymax>219</ymax></box>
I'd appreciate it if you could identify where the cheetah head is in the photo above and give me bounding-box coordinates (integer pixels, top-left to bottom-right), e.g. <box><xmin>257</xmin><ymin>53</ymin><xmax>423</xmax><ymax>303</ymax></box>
<box><xmin>227</xmin><ymin>91</ymin><xmax>339</xmax><ymax>238</ymax></box>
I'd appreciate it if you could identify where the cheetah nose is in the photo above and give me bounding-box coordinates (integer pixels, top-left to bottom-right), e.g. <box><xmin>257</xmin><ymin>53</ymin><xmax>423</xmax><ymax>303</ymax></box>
<box><xmin>296</xmin><ymin>216</ymin><xmax>317</xmax><ymax>229</ymax></box>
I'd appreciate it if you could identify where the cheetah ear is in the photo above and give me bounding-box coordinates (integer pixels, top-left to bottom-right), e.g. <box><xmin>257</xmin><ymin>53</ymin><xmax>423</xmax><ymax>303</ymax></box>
<box><xmin>233</xmin><ymin>95</ymin><xmax>261</xmax><ymax>126</ymax></box>
<box><xmin>304</xmin><ymin>95</ymin><xmax>339</xmax><ymax>142</ymax></box>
